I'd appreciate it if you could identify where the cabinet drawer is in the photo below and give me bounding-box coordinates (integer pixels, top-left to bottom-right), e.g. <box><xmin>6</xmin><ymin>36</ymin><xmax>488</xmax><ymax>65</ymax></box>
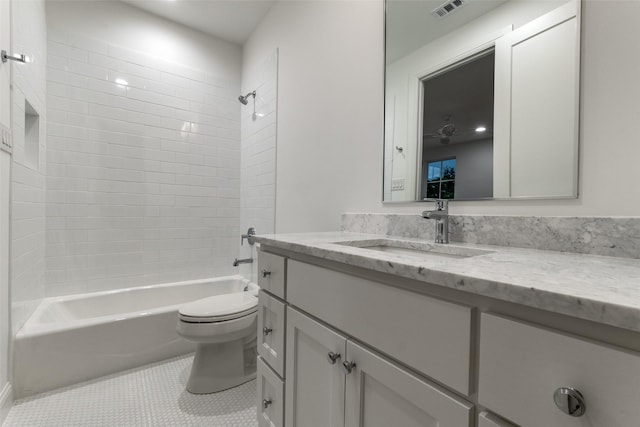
<box><xmin>478</xmin><ymin>412</ymin><xmax>515</xmax><ymax>427</ymax></box>
<box><xmin>288</xmin><ymin>260</ymin><xmax>472</xmax><ymax>395</ymax></box>
<box><xmin>258</xmin><ymin>251</ymin><xmax>286</xmax><ymax>299</ymax></box>
<box><xmin>257</xmin><ymin>356</ymin><xmax>284</xmax><ymax>427</ymax></box>
<box><xmin>479</xmin><ymin>313</ymin><xmax>640</xmax><ymax>427</ymax></box>
<box><xmin>258</xmin><ymin>290</ymin><xmax>286</xmax><ymax>377</ymax></box>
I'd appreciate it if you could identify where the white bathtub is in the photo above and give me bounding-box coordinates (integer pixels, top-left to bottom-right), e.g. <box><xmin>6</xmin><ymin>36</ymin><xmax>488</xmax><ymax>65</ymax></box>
<box><xmin>14</xmin><ymin>275</ymin><xmax>258</xmax><ymax>398</ymax></box>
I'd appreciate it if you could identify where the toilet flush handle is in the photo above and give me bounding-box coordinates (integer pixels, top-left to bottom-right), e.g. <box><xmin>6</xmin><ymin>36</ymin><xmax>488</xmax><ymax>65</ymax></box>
<box><xmin>262</xmin><ymin>399</ymin><xmax>272</xmax><ymax>409</ymax></box>
<box><xmin>263</xmin><ymin>327</ymin><xmax>273</xmax><ymax>335</ymax></box>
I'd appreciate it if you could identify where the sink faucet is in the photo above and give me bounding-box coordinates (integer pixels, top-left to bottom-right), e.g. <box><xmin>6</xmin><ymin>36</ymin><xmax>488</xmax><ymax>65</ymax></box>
<box><xmin>422</xmin><ymin>199</ymin><xmax>449</xmax><ymax>244</ymax></box>
<box><xmin>233</xmin><ymin>257</ymin><xmax>253</xmax><ymax>267</ymax></box>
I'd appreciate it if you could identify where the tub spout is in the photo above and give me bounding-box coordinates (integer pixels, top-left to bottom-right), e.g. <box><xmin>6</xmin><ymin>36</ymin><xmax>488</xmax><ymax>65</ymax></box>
<box><xmin>233</xmin><ymin>257</ymin><xmax>253</xmax><ymax>267</ymax></box>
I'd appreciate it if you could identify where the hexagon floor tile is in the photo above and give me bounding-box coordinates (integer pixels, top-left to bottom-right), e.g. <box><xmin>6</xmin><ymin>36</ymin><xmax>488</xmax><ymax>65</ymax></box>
<box><xmin>4</xmin><ymin>354</ymin><xmax>258</xmax><ymax>426</ymax></box>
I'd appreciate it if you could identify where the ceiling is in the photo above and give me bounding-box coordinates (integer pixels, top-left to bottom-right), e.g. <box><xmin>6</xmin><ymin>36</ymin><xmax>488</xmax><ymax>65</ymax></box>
<box><xmin>120</xmin><ymin>0</ymin><xmax>276</xmax><ymax>45</ymax></box>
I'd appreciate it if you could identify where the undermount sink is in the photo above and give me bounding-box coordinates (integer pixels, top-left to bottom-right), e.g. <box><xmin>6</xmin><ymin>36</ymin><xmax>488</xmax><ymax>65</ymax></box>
<box><xmin>336</xmin><ymin>239</ymin><xmax>494</xmax><ymax>259</ymax></box>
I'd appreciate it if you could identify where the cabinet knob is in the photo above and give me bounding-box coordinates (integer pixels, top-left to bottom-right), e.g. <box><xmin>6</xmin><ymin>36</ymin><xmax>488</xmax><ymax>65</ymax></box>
<box><xmin>327</xmin><ymin>352</ymin><xmax>341</xmax><ymax>365</ymax></box>
<box><xmin>261</xmin><ymin>269</ymin><xmax>271</xmax><ymax>278</ymax></box>
<box><xmin>263</xmin><ymin>327</ymin><xmax>273</xmax><ymax>335</ymax></box>
<box><xmin>262</xmin><ymin>399</ymin><xmax>272</xmax><ymax>409</ymax></box>
<box><xmin>553</xmin><ymin>387</ymin><xmax>586</xmax><ymax>417</ymax></box>
<box><xmin>342</xmin><ymin>360</ymin><xmax>356</xmax><ymax>375</ymax></box>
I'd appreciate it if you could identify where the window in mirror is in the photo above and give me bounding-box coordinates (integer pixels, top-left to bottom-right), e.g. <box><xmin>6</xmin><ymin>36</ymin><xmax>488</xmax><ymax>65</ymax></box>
<box><xmin>424</xmin><ymin>158</ymin><xmax>456</xmax><ymax>199</ymax></box>
<box><xmin>420</xmin><ymin>49</ymin><xmax>494</xmax><ymax>200</ymax></box>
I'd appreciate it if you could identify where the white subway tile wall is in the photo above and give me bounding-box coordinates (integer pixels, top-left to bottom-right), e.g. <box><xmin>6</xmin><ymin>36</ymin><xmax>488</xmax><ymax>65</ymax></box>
<box><xmin>238</xmin><ymin>50</ymin><xmax>278</xmax><ymax>281</ymax></box>
<box><xmin>11</xmin><ymin>0</ymin><xmax>48</xmax><ymax>334</ymax></box>
<box><xmin>45</xmin><ymin>29</ymin><xmax>242</xmax><ymax>296</ymax></box>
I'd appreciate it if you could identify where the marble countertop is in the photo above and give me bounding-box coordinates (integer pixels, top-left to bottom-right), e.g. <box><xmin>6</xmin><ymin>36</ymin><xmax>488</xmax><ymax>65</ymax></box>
<box><xmin>255</xmin><ymin>231</ymin><xmax>640</xmax><ymax>333</ymax></box>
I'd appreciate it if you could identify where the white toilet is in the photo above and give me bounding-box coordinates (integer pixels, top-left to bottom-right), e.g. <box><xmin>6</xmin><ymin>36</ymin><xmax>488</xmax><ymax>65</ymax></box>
<box><xmin>177</xmin><ymin>291</ymin><xmax>258</xmax><ymax>394</ymax></box>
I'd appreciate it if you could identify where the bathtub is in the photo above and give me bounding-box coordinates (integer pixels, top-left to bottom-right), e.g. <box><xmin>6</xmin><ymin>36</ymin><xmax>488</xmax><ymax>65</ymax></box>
<box><xmin>14</xmin><ymin>275</ymin><xmax>258</xmax><ymax>398</ymax></box>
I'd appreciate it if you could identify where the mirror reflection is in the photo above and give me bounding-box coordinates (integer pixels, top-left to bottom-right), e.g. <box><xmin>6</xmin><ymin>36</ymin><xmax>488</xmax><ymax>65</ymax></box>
<box><xmin>384</xmin><ymin>0</ymin><xmax>580</xmax><ymax>202</ymax></box>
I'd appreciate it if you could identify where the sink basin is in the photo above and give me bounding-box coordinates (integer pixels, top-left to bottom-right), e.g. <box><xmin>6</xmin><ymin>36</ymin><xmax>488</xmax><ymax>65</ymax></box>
<box><xmin>336</xmin><ymin>239</ymin><xmax>494</xmax><ymax>259</ymax></box>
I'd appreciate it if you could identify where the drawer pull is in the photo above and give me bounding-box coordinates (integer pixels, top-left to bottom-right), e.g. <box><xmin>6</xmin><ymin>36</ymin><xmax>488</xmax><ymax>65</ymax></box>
<box><xmin>342</xmin><ymin>360</ymin><xmax>356</xmax><ymax>375</ymax></box>
<box><xmin>553</xmin><ymin>387</ymin><xmax>586</xmax><ymax>417</ymax></box>
<box><xmin>263</xmin><ymin>327</ymin><xmax>273</xmax><ymax>335</ymax></box>
<box><xmin>262</xmin><ymin>399</ymin><xmax>272</xmax><ymax>409</ymax></box>
<box><xmin>261</xmin><ymin>270</ymin><xmax>272</xmax><ymax>278</ymax></box>
<box><xmin>327</xmin><ymin>352</ymin><xmax>341</xmax><ymax>365</ymax></box>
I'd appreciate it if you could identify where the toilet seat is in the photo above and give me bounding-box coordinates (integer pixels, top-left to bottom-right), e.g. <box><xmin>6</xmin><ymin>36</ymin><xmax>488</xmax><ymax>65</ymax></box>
<box><xmin>179</xmin><ymin>293</ymin><xmax>258</xmax><ymax>323</ymax></box>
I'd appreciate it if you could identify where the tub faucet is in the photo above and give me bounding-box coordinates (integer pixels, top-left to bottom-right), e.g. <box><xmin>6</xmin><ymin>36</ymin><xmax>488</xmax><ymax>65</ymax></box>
<box><xmin>422</xmin><ymin>199</ymin><xmax>449</xmax><ymax>244</ymax></box>
<box><xmin>233</xmin><ymin>257</ymin><xmax>253</xmax><ymax>267</ymax></box>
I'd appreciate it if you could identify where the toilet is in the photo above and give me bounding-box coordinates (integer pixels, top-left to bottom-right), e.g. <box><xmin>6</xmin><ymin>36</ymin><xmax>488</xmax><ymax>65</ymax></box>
<box><xmin>177</xmin><ymin>291</ymin><xmax>258</xmax><ymax>394</ymax></box>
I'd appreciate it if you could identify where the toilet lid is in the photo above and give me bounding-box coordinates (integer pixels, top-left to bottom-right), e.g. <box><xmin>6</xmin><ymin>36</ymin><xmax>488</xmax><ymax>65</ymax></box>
<box><xmin>179</xmin><ymin>292</ymin><xmax>258</xmax><ymax>322</ymax></box>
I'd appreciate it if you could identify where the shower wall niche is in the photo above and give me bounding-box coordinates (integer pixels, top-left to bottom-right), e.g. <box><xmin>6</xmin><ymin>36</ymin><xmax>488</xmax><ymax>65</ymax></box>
<box><xmin>24</xmin><ymin>100</ymin><xmax>39</xmax><ymax>170</ymax></box>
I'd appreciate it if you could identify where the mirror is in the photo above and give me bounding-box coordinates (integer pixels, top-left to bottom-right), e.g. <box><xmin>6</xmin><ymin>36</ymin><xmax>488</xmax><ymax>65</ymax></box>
<box><xmin>384</xmin><ymin>0</ymin><xmax>580</xmax><ymax>202</ymax></box>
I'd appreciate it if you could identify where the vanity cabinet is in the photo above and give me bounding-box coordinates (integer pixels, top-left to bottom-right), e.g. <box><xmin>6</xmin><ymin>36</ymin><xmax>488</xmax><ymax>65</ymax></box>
<box><xmin>285</xmin><ymin>306</ymin><xmax>473</xmax><ymax>427</ymax></box>
<box><xmin>256</xmin><ymin>246</ymin><xmax>640</xmax><ymax>427</ymax></box>
<box><xmin>287</xmin><ymin>259</ymin><xmax>473</xmax><ymax>395</ymax></box>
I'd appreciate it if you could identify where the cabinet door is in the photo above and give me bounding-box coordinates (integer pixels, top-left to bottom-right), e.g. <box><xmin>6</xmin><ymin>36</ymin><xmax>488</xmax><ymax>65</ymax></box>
<box><xmin>285</xmin><ymin>307</ymin><xmax>346</xmax><ymax>427</ymax></box>
<box><xmin>344</xmin><ymin>341</ymin><xmax>473</xmax><ymax>427</ymax></box>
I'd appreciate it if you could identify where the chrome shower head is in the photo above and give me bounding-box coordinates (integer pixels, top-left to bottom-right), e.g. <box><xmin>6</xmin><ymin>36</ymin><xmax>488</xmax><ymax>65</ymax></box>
<box><xmin>238</xmin><ymin>90</ymin><xmax>256</xmax><ymax>105</ymax></box>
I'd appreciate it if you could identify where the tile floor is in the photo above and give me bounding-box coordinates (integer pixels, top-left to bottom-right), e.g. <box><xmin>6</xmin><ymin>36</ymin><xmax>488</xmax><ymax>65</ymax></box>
<box><xmin>4</xmin><ymin>354</ymin><xmax>258</xmax><ymax>426</ymax></box>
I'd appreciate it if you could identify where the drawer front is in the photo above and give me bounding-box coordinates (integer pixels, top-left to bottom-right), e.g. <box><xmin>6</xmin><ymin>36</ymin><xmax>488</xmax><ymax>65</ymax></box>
<box><xmin>479</xmin><ymin>313</ymin><xmax>640</xmax><ymax>427</ymax></box>
<box><xmin>258</xmin><ymin>290</ymin><xmax>286</xmax><ymax>377</ymax></box>
<box><xmin>257</xmin><ymin>356</ymin><xmax>284</xmax><ymax>427</ymax></box>
<box><xmin>478</xmin><ymin>412</ymin><xmax>515</xmax><ymax>427</ymax></box>
<box><xmin>258</xmin><ymin>251</ymin><xmax>286</xmax><ymax>299</ymax></box>
<box><xmin>287</xmin><ymin>260</ymin><xmax>472</xmax><ymax>395</ymax></box>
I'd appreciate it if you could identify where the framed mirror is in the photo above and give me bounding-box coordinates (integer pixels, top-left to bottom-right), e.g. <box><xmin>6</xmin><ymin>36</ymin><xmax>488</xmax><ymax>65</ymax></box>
<box><xmin>383</xmin><ymin>0</ymin><xmax>581</xmax><ymax>202</ymax></box>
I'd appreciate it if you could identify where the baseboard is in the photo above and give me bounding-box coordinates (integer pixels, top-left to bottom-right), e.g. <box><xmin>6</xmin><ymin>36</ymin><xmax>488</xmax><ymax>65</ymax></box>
<box><xmin>0</xmin><ymin>382</ymin><xmax>12</xmax><ymax>424</ymax></box>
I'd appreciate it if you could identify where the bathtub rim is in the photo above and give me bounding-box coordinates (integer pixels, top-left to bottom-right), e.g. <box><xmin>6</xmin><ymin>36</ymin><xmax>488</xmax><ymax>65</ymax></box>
<box><xmin>18</xmin><ymin>275</ymin><xmax>257</xmax><ymax>338</ymax></box>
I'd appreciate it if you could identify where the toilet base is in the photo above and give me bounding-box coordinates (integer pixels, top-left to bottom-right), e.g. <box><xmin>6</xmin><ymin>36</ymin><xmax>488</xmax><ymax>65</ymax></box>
<box><xmin>186</xmin><ymin>337</ymin><xmax>257</xmax><ymax>394</ymax></box>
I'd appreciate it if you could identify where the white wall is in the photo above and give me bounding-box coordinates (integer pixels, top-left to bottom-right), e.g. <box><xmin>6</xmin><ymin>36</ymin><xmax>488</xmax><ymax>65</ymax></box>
<box><xmin>45</xmin><ymin>1</ymin><xmax>243</xmax><ymax>295</ymax></box>
<box><xmin>242</xmin><ymin>0</ymin><xmax>384</xmax><ymax>232</ymax></box>
<box><xmin>10</xmin><ymin>0</ymin><xmax>47</xmax><ymax>338</ymax></box>
<box><xmin>245</xmin><ymin>0</ymin><xmax>640</xmax><ymax>227</ymax></box>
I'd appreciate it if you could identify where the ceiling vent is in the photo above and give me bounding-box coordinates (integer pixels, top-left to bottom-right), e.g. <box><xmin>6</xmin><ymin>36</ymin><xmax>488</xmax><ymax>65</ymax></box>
<box><xmin>432</xmin><ymin>0</ymin><xmax>467</xmax><ymax>19</ymax></box>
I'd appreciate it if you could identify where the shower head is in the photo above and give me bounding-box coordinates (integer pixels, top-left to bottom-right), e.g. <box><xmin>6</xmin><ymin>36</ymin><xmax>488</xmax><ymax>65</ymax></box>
<box><xmin>238</xmin><ymin>90</ymin><xmax>256</xmax><ymax>105</ymax></box>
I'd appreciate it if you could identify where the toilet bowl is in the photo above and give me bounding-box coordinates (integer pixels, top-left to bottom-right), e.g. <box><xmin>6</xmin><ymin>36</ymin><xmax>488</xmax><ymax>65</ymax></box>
<box><xmin>177</xmin><ymin>291</ymin><xmax>258</xmax><ymax>394</ymax></box>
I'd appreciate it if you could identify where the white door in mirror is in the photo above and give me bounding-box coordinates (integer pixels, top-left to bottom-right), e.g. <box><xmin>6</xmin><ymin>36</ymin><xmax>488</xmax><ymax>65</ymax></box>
<box><xmin>493</xmin><ymin>0</ymin><xmax>580</xmax><ymax>198</ymax></box>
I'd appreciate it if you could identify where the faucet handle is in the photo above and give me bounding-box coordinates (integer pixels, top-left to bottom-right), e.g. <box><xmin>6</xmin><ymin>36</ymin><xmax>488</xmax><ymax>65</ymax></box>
<box><xmin>435</xmin><ymin>199</ymin><xmax>449</xmax><ymax>211</ymax></box>
<box><xmin>241</xmin><ymin>227</ymin><xmax>256</xmax><ymax>246</ymax></box>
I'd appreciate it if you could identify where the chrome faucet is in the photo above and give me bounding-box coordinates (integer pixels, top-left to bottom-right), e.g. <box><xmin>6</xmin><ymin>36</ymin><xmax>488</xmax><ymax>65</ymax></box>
<box><xmin>233</xmin><ymin>257</ymin><xmax>253</xmax><ymax>267</ymax></box>
<box><xmin>422</xmin><ymin>199</ymin><xmax>449</xmax><ymax>244</ymax></box>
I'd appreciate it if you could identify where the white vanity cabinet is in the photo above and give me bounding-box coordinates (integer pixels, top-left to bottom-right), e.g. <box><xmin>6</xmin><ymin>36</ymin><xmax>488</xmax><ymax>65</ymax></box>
<box><xmin>285</xmin><ymin>306</ymin><xmax>473</xmax><ymax>427</ymax></box>
<box><xmin>256</xmin><ymin>246</ymin><xmax>640</xmax><ymax>427</ymax></box>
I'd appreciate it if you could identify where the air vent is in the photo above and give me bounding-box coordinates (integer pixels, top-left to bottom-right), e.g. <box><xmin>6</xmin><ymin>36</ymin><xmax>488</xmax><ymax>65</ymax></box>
<box><xmin>432</xmin><ymin>0</ymin><xmax>467</xmax><ymax>19</ymax></box>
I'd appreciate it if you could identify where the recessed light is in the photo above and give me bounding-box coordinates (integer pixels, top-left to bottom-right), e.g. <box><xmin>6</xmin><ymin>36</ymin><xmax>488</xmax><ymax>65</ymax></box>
<box><xmin>475</xmin><ymin>126</ymin><xmax>487</xmax><ymax>132</ymax></box>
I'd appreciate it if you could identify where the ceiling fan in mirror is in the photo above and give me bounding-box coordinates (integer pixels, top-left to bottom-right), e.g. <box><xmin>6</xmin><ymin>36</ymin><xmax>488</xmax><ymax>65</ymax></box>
<box><xmin>424</xmin><ymin>115</ymin><xmax>480</xmax><ymax>144</ymax></box>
